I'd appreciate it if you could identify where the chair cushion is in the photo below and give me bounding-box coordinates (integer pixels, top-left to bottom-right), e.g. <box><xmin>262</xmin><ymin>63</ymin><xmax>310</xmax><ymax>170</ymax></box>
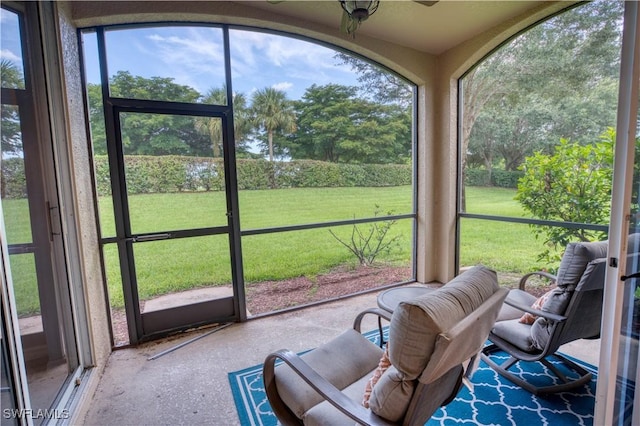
<box><xmin>492</xmin><ymin>319</ymin><xmax>538</xmax><ymax>352</ymax></box>
<box><xmin>274</xmin><ymin>329</ymin><xmax>383</xmax><ymax>419</ymax></box>
<box><xmin>367</xmin><ymin>366</ymin><xmax>415</xmax><ymax>422</ymax></box>
<box><xmin>519</xmin><ymin>289</ymin><xmax>555</xmax><ymax>324</ymax></box>
<box><xmin>496</xmin><ymin>289</ymin><xmax>537</xmax><ymax>322</ymax></box>
<box><xmin>363</xmin><ymin>346</ymin><xmax>391</xmax><ymax>408</ymax></box>
<box><xmin>369</xmin><ymin>265</ymin><xmax>499</xmax><ymax>421</ymax></box>
<box><xmin>556</xmin><ymin>241</ymin><xmax>608</xmax><ymax>289</ymax></box>
<box><xmin>303</xmin><ymin>370</ymin><xmax>375</xmax><ymax>426</ymax></box>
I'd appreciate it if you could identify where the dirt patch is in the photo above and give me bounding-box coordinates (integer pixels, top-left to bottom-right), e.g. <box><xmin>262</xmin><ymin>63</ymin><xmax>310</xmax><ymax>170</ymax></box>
<box><xmin>246</xmin><ymin>264</ymin><xmax>412</xmax><ymax>315</ymax></box>
<box><xmin>110</xmin><ymin>266</ymin><xmax>555</xmax><ymax>347</ymax></box>
<box><xmin>110</xmin><ymin>264</ymin><xmax>411</xmax><ymax>346</ymax></box>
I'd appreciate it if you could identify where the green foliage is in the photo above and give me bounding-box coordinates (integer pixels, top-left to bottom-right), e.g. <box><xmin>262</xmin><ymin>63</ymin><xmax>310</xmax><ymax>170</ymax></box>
<box><xmin>464</xmin><ymin>0</ymin><xmax>623</xmax><ymax>192</ymax></box>
<box><xmin>250</xmin><ymin>87</ymin><xmax>296</xmax><ymax>161</ymax></box>
<box><xmin>329</xmin><ymin>206</ymin><xmax>403</xmax><ymax>266</ymax></box>
<box><xmin>464</xmin><ymin>169</ymin><xmax>523</xmax><ymax>188</ymax></box>
<box><xmin>516</xmin><ymin>129</ymin><xmax>614</xmax><ymax>261</ymax></box>
<box><xmin>91</xmin><ymin>155</ymin><xmax>412</xmax><ymax>196</ymax></box>
<box><xmin>1</xmin><ymin>158</ymin><xmax>27</xmax><ymax>198</ymax></box>
<box><xmin>1</xmin><ymin>60</ymin><xmax>24</xmax><ymax>155</ymax></box>
<box><xmin>194</xmin><ymin>86</ymin><xmax>252</xmax><ymax>157</ymax></box>
<box><xmin>87</xmin><ymin>71</ymin><xmax>211</xmax><ymax>157</ymax></box>
<box><xmin>289</xmin><ymin>84</ymin><xmax>411</xmax><ymax>164</ymax></box>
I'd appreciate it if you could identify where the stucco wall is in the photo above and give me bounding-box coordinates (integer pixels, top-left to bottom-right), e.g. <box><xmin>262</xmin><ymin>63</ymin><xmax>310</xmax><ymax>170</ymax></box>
<box><xmin>55</xmin><ymin>0</ymin><xmax>112</xmax><ymax>383</ymax></box>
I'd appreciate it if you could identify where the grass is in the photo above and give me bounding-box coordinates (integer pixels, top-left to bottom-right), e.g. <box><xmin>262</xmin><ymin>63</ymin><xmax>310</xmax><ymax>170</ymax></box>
<box><xmin>99</xmin><ymin>187</ymin><xmax>414</xmax><ymax>308</ymax></box>
<box><xmin>460</xmin><ymin>186</ymin><xmax>558</xmax><ymax>274</ymax></box>
<box><xmin>6</xmin><ymin>185</ymin><xmax>559</xmax><ymax>313</ymax></box>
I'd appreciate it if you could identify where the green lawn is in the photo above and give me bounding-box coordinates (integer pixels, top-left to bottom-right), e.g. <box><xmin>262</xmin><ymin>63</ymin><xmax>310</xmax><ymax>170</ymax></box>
<box><xmin>98</xmin><ymin>186</ymin><xmax>415</xmax><ymax>308</ymax></box>
<box><xmin>460</xmin><ymin>186</ymin><xmax>557</xmax><ymax>274</ymax></box>
<box><xmin>5</xmin><ymin>185</ymin><xmax>559</xmax><ymax>313</ymax></box>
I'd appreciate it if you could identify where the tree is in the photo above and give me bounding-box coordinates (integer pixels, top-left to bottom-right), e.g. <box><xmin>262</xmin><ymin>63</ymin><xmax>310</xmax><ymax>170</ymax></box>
<box><xmin>1</xmin><ymin>60</ymin><xmax>24</xmax><ymax>155</ymax></box>
<box><xmin>334</xmin><ymin>52</ymin><xmax>413</xmax><ymax>109</ymax></box>
<box><xmin>250</xmin><ymin>87</ymin><xmax>296</xmax><ymax>161</ymax></box>
<box><xmin>289</xmin><ymin>84</ymin><xmax>410</xmax><ymax>164</ymax></box>
<box><xmin>462</xmin><ymin>0</ymin><xmax>623</xmax><ymax>207</ymax></box>
<box><xmin>87</xmin><ymin>71</ymin><xmax>210</xmax><ymax>156</ymax></box>
<box><xmin>515</xmin><ymin>129</ymin><xmax>616</xmax><ymax>262</ymax></box>
<box><xmin>195</xmin><ymin>86</ymin><xmax>251</xmax><ymax>157</ymax></box>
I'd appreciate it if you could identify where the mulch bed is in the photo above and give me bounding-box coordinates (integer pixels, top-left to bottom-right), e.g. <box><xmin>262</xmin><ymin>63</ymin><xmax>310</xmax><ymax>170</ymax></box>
<box><xmin>110</xmin><ymin>266</ymin><xmax>554</xmax><ymax>347</ymax></box>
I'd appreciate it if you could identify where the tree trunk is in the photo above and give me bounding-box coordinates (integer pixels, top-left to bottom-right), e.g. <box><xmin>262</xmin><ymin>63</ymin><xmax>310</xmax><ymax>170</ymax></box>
<box><xmin>268</xmin><ymin>130</ymin><xmax>274</xmax><ymax>161</ymax></box>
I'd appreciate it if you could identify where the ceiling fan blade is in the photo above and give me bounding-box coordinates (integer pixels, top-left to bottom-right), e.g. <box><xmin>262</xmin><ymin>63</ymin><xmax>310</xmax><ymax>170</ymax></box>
<box><xmin>414</xmin><ymin>1</ymin><xmax>439</xmax><ymax>6</ymax></box>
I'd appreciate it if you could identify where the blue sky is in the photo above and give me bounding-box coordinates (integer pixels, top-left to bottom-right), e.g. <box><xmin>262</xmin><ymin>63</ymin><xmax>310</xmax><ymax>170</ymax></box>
<box><xmin>2</xmin><ymin>10</ymin><xmax>363</xmax><ymax>101</ymax></box>
<box><xmin>82</xmin><ymin>25</ymin><xmax>361</xmax><ymax>101</ymax></box>
<box><xmin>1</xmin><ymin>8</ymin><xmax>24</xmax><ymax>76</ymax></box>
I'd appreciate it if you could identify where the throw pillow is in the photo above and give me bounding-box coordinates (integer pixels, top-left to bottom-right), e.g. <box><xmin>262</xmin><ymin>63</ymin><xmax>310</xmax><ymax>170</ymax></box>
<box><xmin>519</xmin><ymin>289</ymin><xmax>554</xmax><ymax>325</ymax></box>
<box><xmin>363</xmin><ymin>345</ymin><xmax>391</xmax><ymax>408</ymax></box>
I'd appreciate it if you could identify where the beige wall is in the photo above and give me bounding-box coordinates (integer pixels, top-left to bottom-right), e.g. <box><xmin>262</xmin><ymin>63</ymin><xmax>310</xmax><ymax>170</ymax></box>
<box><xmin>55</xmin><ymin>0</ymin><xmax>112</xmax><ymax>395</ymax></box>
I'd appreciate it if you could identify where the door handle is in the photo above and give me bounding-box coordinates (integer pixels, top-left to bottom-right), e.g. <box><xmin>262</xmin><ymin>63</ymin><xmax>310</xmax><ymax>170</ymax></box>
<box><xmin>133</xmin><ymin>233</ymin><xmax>172</xmax><ymax>243</ymax></box>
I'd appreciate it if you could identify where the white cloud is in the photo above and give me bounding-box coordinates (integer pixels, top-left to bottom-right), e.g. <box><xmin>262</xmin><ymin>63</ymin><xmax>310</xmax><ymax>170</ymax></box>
<box><xmin>272</xmin><ymin>81</ymin><xmax>293</xmax><ymax>91</ymax></box>
<box><xmin>144</xmin><ymin>28</ymin><xmax>227</xmax><ymax>92</ymax></box>
<box><xmin>0</xmin><ymin>49</ymin><xmax>21</xmax><ymax>64</ymax></box>
<box><xmin>230</xmin><ymin>30</ymin><xmax>347</xmax><ymax>76</ymax></box>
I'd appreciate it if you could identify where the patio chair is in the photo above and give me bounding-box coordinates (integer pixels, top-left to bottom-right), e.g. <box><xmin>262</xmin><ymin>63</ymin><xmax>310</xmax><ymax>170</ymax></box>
<box><xmin>481</xmin><ymin>238</ymin><xmax>620</xmax><ymax>395</ymax></box>
<box><xmin>263</xmin><ymin>265</ymin><xmax>508</xmax><ymax>425</ymax></box>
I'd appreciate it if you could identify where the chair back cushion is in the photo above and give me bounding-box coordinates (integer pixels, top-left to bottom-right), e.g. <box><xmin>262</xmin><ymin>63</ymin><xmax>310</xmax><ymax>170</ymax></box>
<box><xmin>368</xmin><ymin>265</ymin><xmax>501</xmax><ymax>421</ymax></box>
<box><xmin>529</xmin><ymin>240</ymin><xmax>607</xmax><ymax>350</ymax></box>
<box><xmin>555</xmin><ymin>240</ymin><xmax>608</xmax><ymax>289</ymax></box>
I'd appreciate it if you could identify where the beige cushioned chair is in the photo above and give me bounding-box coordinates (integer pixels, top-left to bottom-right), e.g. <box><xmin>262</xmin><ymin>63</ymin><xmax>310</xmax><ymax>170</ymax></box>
<box><xmin>481</xmin><ymin>238</ymin><xmax>635</xmax><ymax>395</ymax></box>
<box><xmin>263</xmin><ymin>265</ymin><xmax>508</xmax><ymax>425</ymax></box>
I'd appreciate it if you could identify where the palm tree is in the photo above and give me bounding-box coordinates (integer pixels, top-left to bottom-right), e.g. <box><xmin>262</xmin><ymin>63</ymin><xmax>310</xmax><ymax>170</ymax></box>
<box><xmin>195</xmin><ymin>86</ymin><xmax>250</xmax><ymax>157</ymax></box>
<box><xmin>250</xmin><ymin>87</ymin><xmax>296</xmax><ymax>161</ymax></box>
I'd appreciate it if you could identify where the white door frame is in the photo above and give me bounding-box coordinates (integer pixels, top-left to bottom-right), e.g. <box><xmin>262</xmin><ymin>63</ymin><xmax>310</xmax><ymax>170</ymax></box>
<box><xmin>595</xmin><ymin>1</ymin><xmax>640</xmax><ymax>424</ymax></box>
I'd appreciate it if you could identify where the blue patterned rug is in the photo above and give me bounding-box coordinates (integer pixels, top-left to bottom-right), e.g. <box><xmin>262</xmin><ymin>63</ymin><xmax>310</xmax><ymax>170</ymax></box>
<box><xmin>228</xmin><ymin>329</ymin><xmax>599</xmax><ymax>426</ymax></box>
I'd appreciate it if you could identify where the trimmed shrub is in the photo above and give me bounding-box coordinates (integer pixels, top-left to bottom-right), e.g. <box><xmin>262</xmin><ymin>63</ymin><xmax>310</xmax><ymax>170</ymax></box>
<box><xmin>492</xmin><ymin>169</ymin><xmax>524</xmax><ymax>188</ymax></box>
<box><xmin>90</xmin><ymin>155</ymin><xmax>413</xmax><ymax>196</ymax></box>
<box><xmin>465</xmin><ymin>168</ymin><xmax>522</xmax><ymax>188</ymax></box>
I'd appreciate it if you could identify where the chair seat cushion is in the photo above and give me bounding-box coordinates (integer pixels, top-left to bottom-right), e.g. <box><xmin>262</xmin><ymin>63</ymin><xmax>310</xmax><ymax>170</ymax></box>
<box><xmin>492</xmin><ymin>319</ymin><xmax>537</xmax><ymax>352</ymax></box>
<box><xmin>274</xmin><ymin>328</ymin><xmax>383</xmax><ymax>419</ymax></box>
<box><xmin>303</xmin><ymin>372</ymin><xmax>374</xmax><ymax>426</ymax></box>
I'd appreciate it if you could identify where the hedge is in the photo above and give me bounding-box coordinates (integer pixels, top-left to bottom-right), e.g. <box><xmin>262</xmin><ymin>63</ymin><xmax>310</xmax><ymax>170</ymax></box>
<box><xmin>89</xmin><ymin>156</ymin><xmax>412</xmax><ymax>196</ymax></box>
<box><xmin>2</xmin><ymin>158</ymin><xmax>525</xmax><ymax>199</ymax></box>
<box><xmin>465</xmin><ymin>168</ymin><xmax>523</xmax><ymax>189</ymax></box>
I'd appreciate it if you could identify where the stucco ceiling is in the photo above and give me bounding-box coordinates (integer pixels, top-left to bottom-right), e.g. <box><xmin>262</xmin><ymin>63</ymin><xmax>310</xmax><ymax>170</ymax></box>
<box><xmin>241</xmin><ymin>0</ymin><xmax>553</xmax><ymax>55</ymax></box>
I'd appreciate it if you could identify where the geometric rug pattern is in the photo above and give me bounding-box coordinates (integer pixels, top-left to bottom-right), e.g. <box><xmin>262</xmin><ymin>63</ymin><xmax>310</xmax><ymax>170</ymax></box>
<box><xmin>228</xmin><ymin>328</ymin><xmax>597</xmax><ymax>426</ymax></box>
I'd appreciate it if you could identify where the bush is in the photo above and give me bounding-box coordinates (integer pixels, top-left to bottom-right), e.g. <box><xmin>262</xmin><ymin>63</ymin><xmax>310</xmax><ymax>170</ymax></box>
<box><xmin>492</xmin><ymin>169</ymin><xmax>523</xmax><ymax>188</ymax></box>
<box><xmin>1</xmin><ymin>158</ymin><xmax>27</xmax><ymax>199</ymax></box>
<box><xmin>88</xmin><ymin>156</ymin><xmax>412</xmax><ymax>196</ymax></box>
<box><xmin>464</xmin><ymin>168</ymin><xmax>523</xmax><ymax>188</ymax></box>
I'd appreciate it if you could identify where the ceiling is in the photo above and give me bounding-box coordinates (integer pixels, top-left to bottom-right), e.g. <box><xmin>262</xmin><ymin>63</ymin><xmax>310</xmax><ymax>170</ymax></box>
<box><xmin>242</xmin><ymin>0</ymin><xmax>550</xmax><ymax>55</ymax></box>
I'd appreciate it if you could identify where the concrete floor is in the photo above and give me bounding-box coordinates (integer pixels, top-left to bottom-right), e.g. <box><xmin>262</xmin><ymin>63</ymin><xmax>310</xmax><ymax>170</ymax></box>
<box><xmin>80</xmin><ymin>289</ymin><xmax>601</xmax><ymax>426</ymax></box>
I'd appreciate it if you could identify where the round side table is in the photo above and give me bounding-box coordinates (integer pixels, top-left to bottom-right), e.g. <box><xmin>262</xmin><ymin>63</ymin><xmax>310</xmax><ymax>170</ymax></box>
<box><xmin>377</xmin><ymin>286</ymin><xmax>435</xmax><ymax>313</ymax></box>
